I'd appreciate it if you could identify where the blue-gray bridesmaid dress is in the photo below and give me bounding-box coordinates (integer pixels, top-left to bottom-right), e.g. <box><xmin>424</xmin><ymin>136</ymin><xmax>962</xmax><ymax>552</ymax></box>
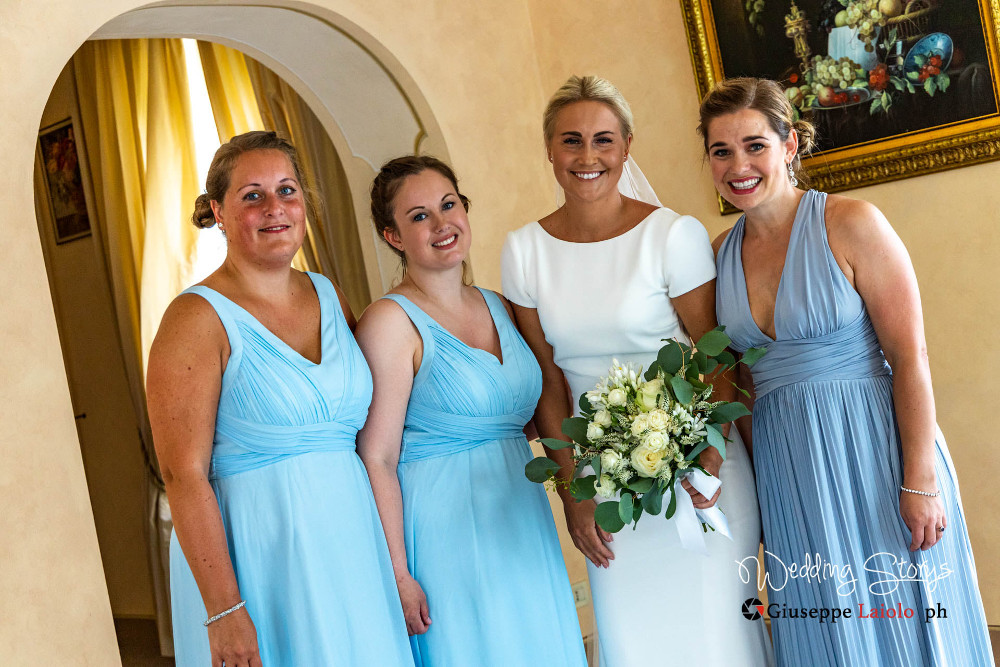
<box><xmin>383</xmin><ymin>288</ymin><xmax>587</xmax><ymax>667</ymax></box>
<box><xmin>168</xmin><ymin>272</ymin><xmax>413</xmax><ymax>666</ymax></box>
<box><xmin>716</xmin><ymin>190</ymin><xmax>993</xmax><ymax>666</ymax></box>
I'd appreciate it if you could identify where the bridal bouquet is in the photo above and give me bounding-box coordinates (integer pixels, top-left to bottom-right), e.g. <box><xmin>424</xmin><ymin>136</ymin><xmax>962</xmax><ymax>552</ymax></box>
<box><xmin>525</xmin><ymin>327</ymin><xmax>764</xmax><ymax>553</ymax></box>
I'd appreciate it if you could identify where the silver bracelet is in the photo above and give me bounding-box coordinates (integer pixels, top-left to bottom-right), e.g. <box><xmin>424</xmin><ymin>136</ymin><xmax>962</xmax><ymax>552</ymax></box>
<box><xmin>204</xmin><ymin>600</ymin><xmax>246</xmax><ymax>627</ymax></box>
<box><xmin>900</xmin><ymin>485</ymin><xmax>940</xmax><ymax>497</ymax></box>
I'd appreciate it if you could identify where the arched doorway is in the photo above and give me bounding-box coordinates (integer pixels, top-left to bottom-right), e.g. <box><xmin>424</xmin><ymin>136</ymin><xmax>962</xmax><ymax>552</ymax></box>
<box><xmin>32</xmin><ymin>3</ymin><xmax>451</xmax><ymax>660</ymax></box>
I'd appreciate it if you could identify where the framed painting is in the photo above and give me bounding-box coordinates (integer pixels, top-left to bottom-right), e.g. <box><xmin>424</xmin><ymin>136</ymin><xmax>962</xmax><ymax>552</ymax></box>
<box><xmin>38</xmin><ymin>118</ymin><xmax>91</xmax><ymax>243</ymax></box>
<box><xmin>681</xmin><ymin>0</ymin><xmax>1000</xmax><ymax>212</ymax></box>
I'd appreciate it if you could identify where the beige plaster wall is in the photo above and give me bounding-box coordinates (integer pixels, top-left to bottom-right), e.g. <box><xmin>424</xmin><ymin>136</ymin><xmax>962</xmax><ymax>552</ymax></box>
<box><xmin>37</xmin><ymin>64</ymin><xmax>156</xmax><ymax>618</ymax></box>
<box><xmin>2</xmin><ymin>0</ymin><xmax>996</xmax><ymax>661</ymax></box>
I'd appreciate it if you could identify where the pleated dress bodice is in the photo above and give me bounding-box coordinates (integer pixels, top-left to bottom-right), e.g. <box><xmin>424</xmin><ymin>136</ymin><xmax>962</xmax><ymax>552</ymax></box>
<box><xmin>716</xmin><ymin>189</ymin><xmax>890</xmax><ymax>398</ymax></box>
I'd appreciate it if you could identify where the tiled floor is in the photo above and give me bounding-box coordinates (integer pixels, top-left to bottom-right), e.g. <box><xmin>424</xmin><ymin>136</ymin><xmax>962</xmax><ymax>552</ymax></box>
<box><xmin>117</xmin><ymin>618</ymin><xmax>1000</xmax><ymax>666</ymax></box>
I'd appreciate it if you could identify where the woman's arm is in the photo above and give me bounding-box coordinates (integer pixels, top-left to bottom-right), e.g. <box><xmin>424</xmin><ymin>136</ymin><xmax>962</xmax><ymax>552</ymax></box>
<box><xmin>354</xmin><ymin>300</ymin><xmax>431</xmax><ymax>634</ymax></box>
<box><xmin>828</xmin><ymin>195</ymin><xmax>945</xmax><ymax>551</ymax></box>
<box><xmin>671</xmin><ymin>280</ymin><xmax>728</xmax><ymax>509</ymax></box>
<box><xmin>509</xmin><ymin>303</ymin><xmax>615</xmax><ymax>568</ymax></box>
<box><xmin>146</xmin><ymin>295</ymin><xmax>261</xmax><ymax>667</ymax></box>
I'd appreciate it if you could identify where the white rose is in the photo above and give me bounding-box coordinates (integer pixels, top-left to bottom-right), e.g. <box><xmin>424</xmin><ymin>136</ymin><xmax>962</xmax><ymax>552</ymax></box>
<box><xmin>646</xmin><ymin>408</ymin><xmax>671</xmax><ymax>431</ymax></box>
<box><xmin>594</xmin><ymin>409</ymin><xmax>613</xmax><ymax>428</ymax></box>
<box><xmin>595</xmin><ymin>474</ymin><xmax>617</xmax><ymax>499</ymax></box>
<box><xmin>631</xmin><ymin>443</ymin><xmax>668</xmax><ymax>478</ymax></box>
<box><xmin>587</xmin><ymin>422</ymin><xmax>605</xmax><ymax>441</ymax></box>
<box><xmin>585</xmin><ymin>389</ymin><xmax>604</xmax><ymax>408</ymax></box>
<box><xmin>630</xmin><ymin>414</ymin><xmax>650</xmax><ymax>436</ymax></box>
<box><xmin>641</xmin><ymin>430</ymin><xmax>670</xmax><ymax>453</ymax></box>
<box><xmin>600</xmin><ymin>449</ymin><xmax>622</xmax><ymax>473</ymax></box>
<box><xmin>607</xmin><ymin>388</ymin><xmax>627</xmax><ymax>407</ymax></box>
<box><xmin>636</xmin><ymin>378</ymin><xmax>664</xmax><ymax>412</ymax></box>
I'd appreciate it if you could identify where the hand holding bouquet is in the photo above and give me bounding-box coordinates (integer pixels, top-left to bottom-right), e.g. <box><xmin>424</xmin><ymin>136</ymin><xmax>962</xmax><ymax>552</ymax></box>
<box><xmin>525</xmin><ymin>327</ymin><xmax>764</xmax><ymax>553</ymax></box>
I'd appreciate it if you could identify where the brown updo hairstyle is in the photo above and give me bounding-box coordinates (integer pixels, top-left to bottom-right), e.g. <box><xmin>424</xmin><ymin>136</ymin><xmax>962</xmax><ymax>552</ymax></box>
<box><xmin>370</xmin><ymin>155</ymin><xmax>471</xmax><ymax>280</ymax></box>
<box><xmin>542</xmin><ymin>75</ymin><xmax>634</xmax><ymax>145</ymax></box>
<box><xmin>696</xmin><ymin>77</ymin><xmax>816</xmax><ymax>186</ymax></box>
<box><xmin>190</xmin><ymin>130</ymin><xmax>318</xmax><ymax>230</ymax></box>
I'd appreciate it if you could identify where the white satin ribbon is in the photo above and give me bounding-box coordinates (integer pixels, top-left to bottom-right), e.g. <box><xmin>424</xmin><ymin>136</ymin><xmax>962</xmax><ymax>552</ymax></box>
<box><xmin>672</xmin><ymin>470</ymin><xmax>732</xmax><ymax>555</ymax></box>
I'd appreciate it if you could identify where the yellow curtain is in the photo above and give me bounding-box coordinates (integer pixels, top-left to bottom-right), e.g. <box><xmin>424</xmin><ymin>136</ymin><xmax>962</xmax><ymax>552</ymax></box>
<box><xmin>73</xmin><ymin>38</ymin><xmax>201</xmax><ymax>657</ymax></box>
<box><xmin>243</xmin><ymin>53</ymin><xmax>372</xmax><ymax>315</ymax></box>
<box><xmin>196</xmin><ymin>41</ymin><xmax>310</xmax><ymax>273</ymax></box>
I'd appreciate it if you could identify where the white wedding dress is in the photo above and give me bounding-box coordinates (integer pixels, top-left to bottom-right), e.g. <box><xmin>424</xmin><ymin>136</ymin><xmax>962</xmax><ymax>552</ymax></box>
<box><xmin>502</xmin><ymin>207</ymin><xmax>773</xmax><ymax>667</ymax></box>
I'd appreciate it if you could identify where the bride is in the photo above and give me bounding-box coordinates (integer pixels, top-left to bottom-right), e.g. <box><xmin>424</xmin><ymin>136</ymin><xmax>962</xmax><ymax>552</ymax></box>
<box><xmin>501</xmin><ymin>75</ymin><xmax>773</xmax><ymax>666</ymax></box>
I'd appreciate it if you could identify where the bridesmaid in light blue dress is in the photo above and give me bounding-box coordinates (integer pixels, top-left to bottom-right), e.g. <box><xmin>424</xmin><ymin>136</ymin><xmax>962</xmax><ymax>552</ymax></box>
<box><xmin>356</xmin><ymin>156</ymin><xmax>586</xmax><ymax>667</ymax></box>
<box><xmin>701</xmin><ymin>79</ymin><xmax>993</xmax><ymax>665</ymax></box>
<box><xmin>147</xmin><ymin>132</ymin><xmax>412</xmax><ymax>666</ymax></box>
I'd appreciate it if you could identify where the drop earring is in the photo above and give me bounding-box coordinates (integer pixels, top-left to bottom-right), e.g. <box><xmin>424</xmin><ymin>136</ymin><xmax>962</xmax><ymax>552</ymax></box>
<box><xmin>787</xmin><ymin>161</ymin><xmax>798</xmax><ymax>188</ymax></box>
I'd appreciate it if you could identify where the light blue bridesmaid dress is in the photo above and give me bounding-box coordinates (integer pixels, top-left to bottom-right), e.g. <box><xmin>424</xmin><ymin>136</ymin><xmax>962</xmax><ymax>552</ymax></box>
<box><xmin>716</xmin><ymin>190</ymin><xmax>994</xmax><ymax>666</ymax></box>
<box><xmin>168</xmin><ymin>272</ymin><xmax>413</xmax><ymax>666</ymax></box>
<box><xmin>383</xmin><ymin>288</ymin><xmax>587</xmax><ymax>667</ymax></box>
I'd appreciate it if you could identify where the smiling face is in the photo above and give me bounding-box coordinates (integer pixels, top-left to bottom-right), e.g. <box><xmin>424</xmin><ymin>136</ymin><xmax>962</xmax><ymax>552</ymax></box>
<box><xmin>384</xmin><ymin>168</ymin><xmax>471</xmax><ymax>273</ymax></box>
<box><xmin>706</xmin><ymin>108</ymin><xmax>798</xmax><ymax>212</ymax></box>
<box><xmin>211</xmin><ymin>149</ymin><xmax>307</xmax><ymax>268</ymax></box>
<box><xmin>547</xmin><ymin>100</ymin><xmax>631</xmax><ymax>203</ymax></box>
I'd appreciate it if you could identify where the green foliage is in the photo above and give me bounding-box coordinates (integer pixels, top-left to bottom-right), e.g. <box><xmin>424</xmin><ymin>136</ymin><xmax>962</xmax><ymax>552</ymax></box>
<box><xmin>670</xmin><ymin>376</ymin><xmax>695</xmax><ymax>405</ymax></box>
<box><xmin>595</xmin><ymin>499</ymin><xmax>626</xmax><ymax>533</ymax></box>
<box><xmin>628</xmin><ymin>477</ymin><xmax>654</xmax><ymax>493</ymax></box>
<box><xmin>695</xmin><ymin>328</ymin><xmax>730</xmax><ymax>356</ymax></box>
<box><xmin>525</xmin><ymin>456</ymin><xmax>560</xmax><ymax>483</ymax></box>
<box><xmin>664</xmin><ymin>485</ymin><xmax>678</xmax><ymax>519</ymax></box>
<box><xmin>641</xmin><ymin>480</ymin><xmax>665</xmax><ymax>515</ymax></box>
<box><xmin>562</xmin><ymin>417</ymin><xmax>589</xmax><ymax>445</ymax></box>
<box><xmin>618</xmin><ymin>493</ymin><xmax>635</xmax><ymax>524</ymax></box>
<box><xmin>710</xmin><ymin>402</ymin><xmax>752</xmax><ymax>424</ymax></box>
<box><xmin>658</xmin><ymin>343</ymin><xmax>683</xmax><ymax>376</ymax></box>
<box><xmin>539</xmin><ymin>437</ymin><xmax>575</xmax><ymax>451</ymax></box>
<box><xmin>741</xmin><ymin>347</ymin><xmax>767</xmax><ymax>367</ymax></box>
<box><xmin>569</xmin><ymin>475</ymin><xmax>597</xmax><ymax>500</ymax></box>
<box><xmin>706</xmin><ymin>423</ymin><xmax>727</xmax><ymax>459</ymax></box>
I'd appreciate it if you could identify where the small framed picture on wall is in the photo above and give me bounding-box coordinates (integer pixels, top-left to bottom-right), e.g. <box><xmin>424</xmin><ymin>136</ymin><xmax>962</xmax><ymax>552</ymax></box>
<box><xmin>38</xmin><ymin>118</ymin><xmax>91</xmax><ymax>244</ymax></box>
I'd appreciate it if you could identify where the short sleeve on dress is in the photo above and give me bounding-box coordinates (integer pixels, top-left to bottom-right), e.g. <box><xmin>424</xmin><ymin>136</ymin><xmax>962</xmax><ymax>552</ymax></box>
<box><xmin>663</xmin><ymin>215</ymin><xmax>717</xmax><ymax>298</ymax></box>
<box><xmin>501</xmin><ymin>230</ymin><xmax>535</xmax><ymax>308</ymax></box>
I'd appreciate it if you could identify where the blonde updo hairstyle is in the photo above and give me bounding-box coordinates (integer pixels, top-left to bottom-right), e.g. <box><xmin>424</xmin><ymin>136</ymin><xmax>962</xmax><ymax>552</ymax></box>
<box><xmin>697</xmin><ymin>77</ymin><xmax>816</xmax><ymax>185</ymax></box>
<box><xmin>542</xmin><ymin>75</ymin><xmax>634</xmax><ymax>145</ymax></box>
<box><xmin>191</xmin><ymin>130</ymin><xmax>318</xmax><ymax>230</ymax></box>
<box><xmin>369</xmin><ymin>154</ymin><xmax>472</xmax><ymax>283</ymax></box>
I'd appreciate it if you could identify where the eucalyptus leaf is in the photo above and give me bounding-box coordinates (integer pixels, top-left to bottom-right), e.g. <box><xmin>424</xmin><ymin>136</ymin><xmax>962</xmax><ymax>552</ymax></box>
<box><xmin>658</xmin><ymin>342</ymin><xmax>683</xmax><ymax>375</ymax></box>
<box><xmin>664</xmin><ymin>485</ymin><xmax>678</xmax><ymax>519</ymax></box>
<box><xmin>670</xmin><ymin>376</ymin><xmax>695</xmax><ymax>405</ymax></box>
<box><xmin>628</xmin><ymin>477</ymin><xmax>654</xmax><ymax>493</ymax></box>
<box><xmin>591</xmin><ymin>455</ymin><xmax>602</xmax><ymax>479</ymax></box>
<box><xmin>644</xmin><ymin>362</ymin><xmax>660</xmax><ymax>381</ymax></box>
<box><xmin>641</xmin><ymin>481</ymin><xmax>665</xmax><ymax>515</ymax></box>
<box><xmin>689</xmin><ymin>377</ymin><xmax>709</xmax><ymax>392</ymax></box>
<box><xmin>525</xmin><ymin>456</ymin><xmax>560</xmax><ymax>483</ymax></box>
<box><xmin>595</xmin><ymin>500</ymin><xmax>626</xmax><ymax>533</ymax></box>
<box><xmin>686</xmin><ymin>440</ymin><xmax>710</xmax><ymax>461</ymax></box>
<box><xmin>685</xmin><ymin>362</ymin><xmax>701</xmax><ymax>382</ymax></box>
<box><xmin>711</xmin><ymin>401</ymin><xmax>752</xmax><ymax>423</ymax></box>
<box><xmin>618</xmin><ymin>493</ymin><xmax>634</xmax><ymax>524</ymax></box>
<box><xmin>704</xmin><ymin>358</ymin><xmax>719</xmax><ymax>374</ymax></box>
<box><xmin>539</xmin><ymin>437</ymin><xmax>576</xmax><ymax>451</ymax></box>
<box><xmin>579</xmin><ymin>392</ymin><xmax>592</xmax><ymax>414</ymax></box>
<box><xmin>695</xmin><ymin>329</ymin><xmax>730</xmax><ymax>356</ymax></box>
<box><xmin>706</xmin><ymin>424</ymin><xmax>727</xmax><ymax>459</ymax></box>
<box><xmin>716</xmin><ymin>350</ymin><xmax>736</xmax><ymax>370</ymax></box>
<box><xmin>741</xmin><ymin>347</ymin><xmax>767</xmax><ymax>367</ymax></box>
<box><xmin>563</xmin><ymin>417</ymin><xmax>590</xmax><ymax>445</ymax></box>
<box><xmin>692</xmin><ymin>350</ymin><xmax>708</xmax><ymax>374</ymax></box>
<box><xmin>569</xmin><ymin>475</ymin><xmax>597</xmax><ymax>500</ymax></box>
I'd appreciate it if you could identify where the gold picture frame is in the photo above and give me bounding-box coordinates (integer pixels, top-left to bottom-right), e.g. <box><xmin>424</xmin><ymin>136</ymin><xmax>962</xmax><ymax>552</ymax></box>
<box><xmin>681</xmin><ymin>0</ymin><xmax>1000</xmax><ymax>213</ymax></box>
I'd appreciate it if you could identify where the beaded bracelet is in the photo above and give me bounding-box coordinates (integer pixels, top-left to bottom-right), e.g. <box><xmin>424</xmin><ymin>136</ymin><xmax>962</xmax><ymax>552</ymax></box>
<box><xmin>204</xmin><ymin>600</ymin><xmax>247</xmax><ymax>627</ymax></box>
<box><xmin>900</xmin><ymin>485</ymin><xmax>940</xmax><ymax>497</ymax></box>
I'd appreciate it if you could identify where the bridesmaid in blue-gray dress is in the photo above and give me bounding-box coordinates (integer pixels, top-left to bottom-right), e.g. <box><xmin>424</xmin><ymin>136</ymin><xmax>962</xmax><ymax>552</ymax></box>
<box><xmin>700</xmin><ymin>78</ymin><xmax>993</xmax><ymax>665</ymax></box>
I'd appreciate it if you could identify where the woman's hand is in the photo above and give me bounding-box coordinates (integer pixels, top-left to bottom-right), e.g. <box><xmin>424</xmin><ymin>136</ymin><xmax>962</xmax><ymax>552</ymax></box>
<box><xmin>395</xmin><ymin>573</ymin><xmax>432</xmax><ymax>635</ymax></box>
<box><xmin>683</xmin><ymin>447</ymin><xmax>723</xmax><ymax>509</ymax></box>
<box><xmin>900</xmin><ymin>491</ymin><xmax>946</xmax><ymax>551</ymax></box>
<box><xmin>206</xmin><ymin>606</ymin><xmax>262</xmax><ymax>667</ymax></box>
<box><xmin>563</xmin><ymin>497</ymin><xmax>615</xmax><ymax>568</ymax></box>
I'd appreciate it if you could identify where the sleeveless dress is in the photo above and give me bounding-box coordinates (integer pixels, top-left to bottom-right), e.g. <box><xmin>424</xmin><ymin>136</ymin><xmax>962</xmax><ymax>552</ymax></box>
<box><xmin>502</xmin><ymin>209</ymin><xmax>774</xmax><ymax>667</ymax></box>
<box><xmin>716</xmin><ymin>190</ymin><xmax>994</xmax><ymax>666</ymax></box>
<box><xmin>383</xmin><ymin>288</ymin><xmax>587</xmax><ymax>667</ymax></box>
<box><xmin>168</xmin><ymin>272</ymin><xmax>414</xmax><ymax>666</ymax></box>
